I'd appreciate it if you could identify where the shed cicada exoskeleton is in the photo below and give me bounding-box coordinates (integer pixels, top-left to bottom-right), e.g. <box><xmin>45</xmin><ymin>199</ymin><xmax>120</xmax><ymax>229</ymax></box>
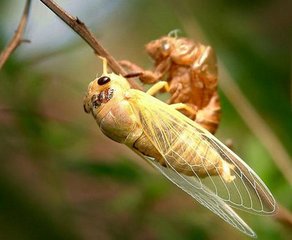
<box><xmin>121</xmin><ymin>35</ymin><xmax>220</xmax><ymax>134</ymax></box>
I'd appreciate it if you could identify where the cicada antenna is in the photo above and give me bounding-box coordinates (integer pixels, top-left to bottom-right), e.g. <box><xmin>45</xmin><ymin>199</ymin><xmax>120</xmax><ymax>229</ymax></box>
<box><xmin>99</xmin><ymin>56</ymin><xmax>108</xmax><ymax>75</ymax></box>
<box><xmin>168</xmin><ymin>29</ymin><xmax>181</xmax><ymax>38</ymax></box>
<box><xmin>95</xmin><ymin>56</ymin><xmax>109</xmax><ymax>77</ymax></box>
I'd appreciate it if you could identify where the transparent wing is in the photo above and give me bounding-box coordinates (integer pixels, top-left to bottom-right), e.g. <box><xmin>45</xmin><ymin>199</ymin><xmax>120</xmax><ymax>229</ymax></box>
<box><xmin>143</xmin><ymin>155</ymin><xmax>256</xmax><ymax>237</ymax></box>
<box><xmin>128</xmin><ymin>89</ymin><xmax>277</xmax><ymax>235</ymax></box>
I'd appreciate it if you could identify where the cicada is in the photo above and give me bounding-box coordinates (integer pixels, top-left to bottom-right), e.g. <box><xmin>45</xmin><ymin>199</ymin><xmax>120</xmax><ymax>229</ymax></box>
<box><xmin>121</xmin><ymin>35</ymin><xmax>220</xmax><ymax>134</ymax></box>
<box><xmin>83</xmin><ymin>58</ymin><xmax>277</xmax><ymax>237</ymax></box>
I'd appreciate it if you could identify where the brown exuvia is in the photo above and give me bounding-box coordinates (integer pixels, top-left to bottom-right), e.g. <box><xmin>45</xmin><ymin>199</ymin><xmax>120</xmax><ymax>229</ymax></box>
<box><xmin>121</xmin><ymin>35</ymin><xmax>220</xmax><ymax>134</ymax></box>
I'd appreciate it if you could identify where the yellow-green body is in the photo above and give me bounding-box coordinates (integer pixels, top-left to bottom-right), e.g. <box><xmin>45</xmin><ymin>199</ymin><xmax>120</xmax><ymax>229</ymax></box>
<box><xmin>87</xmin><ymin>81</ymin><xmax>227</xmax><ymax>178</ymax></box>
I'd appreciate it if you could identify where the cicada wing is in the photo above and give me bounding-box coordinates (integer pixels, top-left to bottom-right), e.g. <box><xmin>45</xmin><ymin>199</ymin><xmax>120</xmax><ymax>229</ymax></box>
<box><xmin>143</xmin><ymin>155</ymin><xmax>256</xmax><ymax>237</ymax></box>
<box><xmin>129</xmin><ymin>89</ymin><xmax>277</xmax><ymax>214</ymax></box>
<box><xmin>198</xmin><ymin>133</ymin><xmax>277</xmax><ymax>214</ymax></box>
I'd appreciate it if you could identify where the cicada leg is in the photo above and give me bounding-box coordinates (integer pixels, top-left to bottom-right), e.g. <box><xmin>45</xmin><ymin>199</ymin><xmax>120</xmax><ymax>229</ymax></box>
<box><xmin>120</xmin><ymin>60</ymin><xmax>160</xmax><ymax>84</ymax></box>
<box><xmin>119</xmin><ymin>60</ymin><xmax>145</xmax><ymax>76</ymax></box>
<box><xmin>146</xmin><ymin>81</ymin><xmax>198</xmax><ymax>119</ymax></box>
<box><xmin>121</xmin><ymin>58</ymin><xmax>172</xmax><ymax>84</ymax></box>
<box><xmin>224</xmin><ymin>139</ymin><xmax>234</xmax><ymax>150</ymax></box>
<box><xmin>146</xmin><ymin>81</ymin><xmax>170</xmax><ymax>96</ymax></box>
<box><xmin>169</xmin><ymin>103</ymin><xmax>197</xmax><ymax>119</ymax></box>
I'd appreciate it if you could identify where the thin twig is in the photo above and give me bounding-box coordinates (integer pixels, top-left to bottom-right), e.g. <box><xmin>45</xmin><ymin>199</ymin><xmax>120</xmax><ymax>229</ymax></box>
<box><xmin>39</xmin><ymin>0</ymin><xmax>141</xmax><ymax>90</ymax></box>
<box><xmin>0</xmin><ymin>0</ymin><xmax>32</xmax><ymax>69</ymax></box>
<box><xmin>274</xmin><ymin>204</ymin><xmax>292</xmax><ymax>228</ymax></box>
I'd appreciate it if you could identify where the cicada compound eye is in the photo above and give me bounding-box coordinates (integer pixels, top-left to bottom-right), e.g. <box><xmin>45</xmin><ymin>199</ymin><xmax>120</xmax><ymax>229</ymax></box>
<box><xmin>160</xmin><ymin>40</ymin><xmax>171</xmax><ymax>56</ymax></box>
<box><xmin>97</xmin><ymin>76</ymin><xmax>111</xmax><ymax>85</ymax></box>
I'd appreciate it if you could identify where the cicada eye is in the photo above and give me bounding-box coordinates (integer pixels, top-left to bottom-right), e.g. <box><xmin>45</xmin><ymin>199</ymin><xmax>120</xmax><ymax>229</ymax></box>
<box><xmin>97</xmin><ymin>76</ymin><xmax>111</xmax><ymax>85</ymax></box>
<box><xmin>160</xmin><ymin>40</ymin><xmax>171</xmax><ymax>57</ymax></box>
<box><xmin>161</xmin><ymin>41</ymin><xmax>170</xmax><ymax>52</ymax></box>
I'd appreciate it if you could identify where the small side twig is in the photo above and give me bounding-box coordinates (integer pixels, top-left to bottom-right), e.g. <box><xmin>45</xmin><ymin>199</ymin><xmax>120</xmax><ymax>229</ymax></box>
<box><xmin>0</xmin><ymin>0</ymin><xmax>32</xmax><ymax>69</ymax></box>
<box><xmin>40</xmin><ymin>0</ymin><xmax>141</xmax><ymax>90</ymax></box>
<box><xmin>274</xmin><ymin>204</ymin><xmax>292</xmax><ymax>228</ymax></box>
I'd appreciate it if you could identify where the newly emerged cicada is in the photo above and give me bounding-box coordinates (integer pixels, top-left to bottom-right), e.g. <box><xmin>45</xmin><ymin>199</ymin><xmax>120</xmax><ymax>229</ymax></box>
<box><xmin>83</xmin><ymin>58</ymin><xmax>277</xmax><ymax>238</ymax></box>
<box><xmin>121</xmin><ymin>34</ymin><xmax>220</xmax><ymax>134</ymax></box>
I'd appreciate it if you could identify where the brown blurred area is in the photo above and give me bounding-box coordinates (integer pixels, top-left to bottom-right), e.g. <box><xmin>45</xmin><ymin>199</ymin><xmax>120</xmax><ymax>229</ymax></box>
<box><xmin>0</xmin><ymin>0</ymin><xmax>291</xmax><ymax>239</ymax></box>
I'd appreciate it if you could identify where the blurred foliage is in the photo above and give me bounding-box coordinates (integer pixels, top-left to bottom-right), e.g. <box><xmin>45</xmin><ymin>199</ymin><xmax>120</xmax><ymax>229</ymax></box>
<box><xmin>0</xmin><ymin>0</ymin><xmax>291</xmax><ymax>240</ymax></box>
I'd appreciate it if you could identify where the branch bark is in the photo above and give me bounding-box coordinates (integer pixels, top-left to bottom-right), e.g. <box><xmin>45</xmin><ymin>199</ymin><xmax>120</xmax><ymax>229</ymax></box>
<box><xmin>0</xmin><ymin>0</ymin><xmax>32</xmax><ymax>69</ymax></box>
<box><xmin>39</xmin><ymin>0</ymin><xmax>141</xmax><ymax>90</ymax></box>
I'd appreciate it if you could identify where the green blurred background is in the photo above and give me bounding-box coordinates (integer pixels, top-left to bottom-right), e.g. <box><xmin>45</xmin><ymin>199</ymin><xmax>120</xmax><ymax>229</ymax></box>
<box><xmin>0</xmin><ymin>0</ymin><xmax>291</xmax><ymax>239</ymax></box>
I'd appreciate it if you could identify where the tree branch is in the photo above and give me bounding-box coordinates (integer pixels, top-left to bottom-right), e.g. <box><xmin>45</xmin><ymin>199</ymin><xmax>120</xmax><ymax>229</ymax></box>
<box><xmin>39</xmin><ymin>0</ymin><xmax>141</xmax><ymax>90</ymax></box>
<box><xmin>0</xmin><ymin>0</ymin><xmax>32</xmax><ymax>69</ymax></box>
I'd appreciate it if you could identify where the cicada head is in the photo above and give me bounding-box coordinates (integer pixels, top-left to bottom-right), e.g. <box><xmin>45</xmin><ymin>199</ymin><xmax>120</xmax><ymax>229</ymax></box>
<box><xmin>83</xmin><ymin>58</ymin><xmax>131</xmax><ymax>115</ymax></box>
<box><xmin>145</xmin><ymin>36</ymin><xmax>175</xmax><ymax>62</ymax></box>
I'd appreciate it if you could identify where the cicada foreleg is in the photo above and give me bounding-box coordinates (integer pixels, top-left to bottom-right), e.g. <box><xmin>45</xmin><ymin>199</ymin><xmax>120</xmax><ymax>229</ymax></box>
<box><xmin>146</xmin><ymin>81</ymin><xmax>199</xmax><ymax>120</ymax></box>
<box><xmin>120</xmin><ymin>60</ymin><xmax>145</xmax><ymax>77</ymax></box>
<box><xmin>120</xmin><ymin>60</ymin><xmax>159</xmax><ymax>83</ymax></box>
<box><xmin>120</xmin><ymin>60</ymin><xmax>155</xmax><ymax>83</ymax></box>
<box><xmin>120</xmin><ymin>59</ymin><xmax>171</xmax><ymax>84</ymax></box>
